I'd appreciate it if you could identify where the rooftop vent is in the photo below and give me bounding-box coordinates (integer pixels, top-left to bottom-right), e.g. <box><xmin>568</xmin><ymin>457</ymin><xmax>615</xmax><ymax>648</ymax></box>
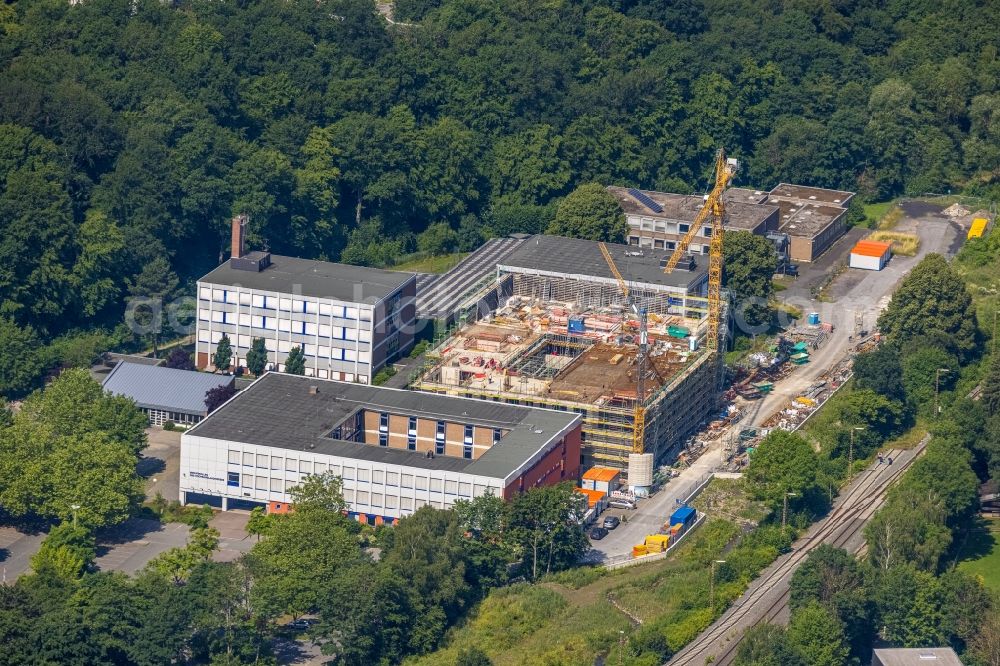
<box><xmin>308</xmin><ymin>385</ymin><xmax>319</xmax><ymax>395</ymax></box>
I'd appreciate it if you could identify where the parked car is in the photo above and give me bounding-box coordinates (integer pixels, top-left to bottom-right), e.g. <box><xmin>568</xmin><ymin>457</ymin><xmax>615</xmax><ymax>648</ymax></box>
<box><xmin>609</xmin><ymin>499</ymin><xmax>636</xmax><ymax>510</ymax></box>
<box><xmin>288</xmin><ymin>618</ymin><xmax>315</xmax><ymax>631</ymax></box>
<box><xmin>602</xmin><ymin>516</ymin><xmax>621</xmax><ymax>530</ymax></box>
<box><xmin>589</xmin><ymin>527</ymin><xmax>609</xmax><ymax>540</ymax></box>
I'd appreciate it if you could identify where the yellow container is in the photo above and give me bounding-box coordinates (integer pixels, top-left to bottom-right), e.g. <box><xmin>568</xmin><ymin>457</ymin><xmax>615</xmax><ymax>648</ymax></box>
<box><xmin>632</xmin><ymin>544</ymin><xmax>649</xmax><ymax>557</ymax></box>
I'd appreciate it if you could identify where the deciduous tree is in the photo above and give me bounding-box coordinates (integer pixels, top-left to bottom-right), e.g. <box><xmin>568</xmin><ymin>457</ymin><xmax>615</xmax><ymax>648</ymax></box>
<box><xmin>284</xmin><ymin>346</ymin><xmax>305</xmax><ymax>375</ymax></box>
<box><xmin>546</xmin><ymin>183</ymin><xmax>627</xmax><ymax>243</ymax></box>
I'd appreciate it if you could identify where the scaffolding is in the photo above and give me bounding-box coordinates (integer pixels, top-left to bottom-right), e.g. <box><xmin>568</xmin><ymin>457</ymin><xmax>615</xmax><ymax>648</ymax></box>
<box><xmin>410</xmin><ymin>266</ymin><xmax>723</xmax><ymax>471</ymax></box>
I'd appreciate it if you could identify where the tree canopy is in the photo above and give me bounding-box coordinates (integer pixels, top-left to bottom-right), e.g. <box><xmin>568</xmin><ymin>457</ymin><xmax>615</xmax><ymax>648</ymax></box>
<box><xmin>546</xmin><ymin>183</ymin><xmax>627</xmax><ymax>243</ymax></box>
<box><xmin>877</xmin><ymin>255</ymin><xmax>979</xmax><ymax>361</ymax></box>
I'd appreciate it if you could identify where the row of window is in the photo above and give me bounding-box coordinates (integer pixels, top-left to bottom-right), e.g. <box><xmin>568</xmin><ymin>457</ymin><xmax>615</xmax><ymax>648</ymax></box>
<box><xmin>225</xmin><ymin>452</ymin><xmax>498</xmax><ymax>494</ymax></box>
<box><xmin>200</xmin><ymin>288</ymin><xmax>373</xmax><ymax>321</ymax></box>
<box><xmin>198</xmin><ymin>331</ymin><xmax>372</xmax><ymax>363</ymax></box>
<box><xmin>628</xmin><ymin>236</ymin><xmax>709</xmax><ymax>254</ymax></box>
<box><xmin>198</xmin><ymin>312</ymin><xmax>371</xmax><ymax>340</ymax></box>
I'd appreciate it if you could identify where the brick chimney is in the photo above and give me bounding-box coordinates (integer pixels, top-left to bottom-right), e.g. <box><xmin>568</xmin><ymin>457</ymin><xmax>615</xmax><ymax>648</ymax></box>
<box><xmin>231</xmin><ymin>214</ymin><xmax>248</xmax><ymax>259</ymax></box>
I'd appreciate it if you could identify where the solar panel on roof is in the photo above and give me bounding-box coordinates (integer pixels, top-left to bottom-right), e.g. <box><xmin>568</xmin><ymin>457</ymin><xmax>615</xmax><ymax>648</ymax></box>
<box><xmin>628</xmin><ymin>188</ymin><xmax>663</xmax><ymax>214</ymax></box>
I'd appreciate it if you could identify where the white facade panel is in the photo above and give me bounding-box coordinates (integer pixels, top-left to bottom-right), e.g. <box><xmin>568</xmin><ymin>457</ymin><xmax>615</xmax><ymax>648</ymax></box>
<box><xmin>179</xmin><ymin>434</ymin><xmax>505</xmax><ymax>519</ymax></box>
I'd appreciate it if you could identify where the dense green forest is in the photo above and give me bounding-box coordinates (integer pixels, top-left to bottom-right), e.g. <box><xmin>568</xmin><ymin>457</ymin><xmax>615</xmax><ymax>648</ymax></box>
<box><xmin>1</xmin><ymin>0</ymin><xmax>999</xmax><ymax>393</ymax></box>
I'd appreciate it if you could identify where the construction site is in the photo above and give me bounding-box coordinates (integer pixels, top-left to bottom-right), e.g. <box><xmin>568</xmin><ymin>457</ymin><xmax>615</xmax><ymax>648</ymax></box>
<box><xmin>413</xmin><ymin>153</ymin><xmax>738</xmax><ymax>484</ymax></box>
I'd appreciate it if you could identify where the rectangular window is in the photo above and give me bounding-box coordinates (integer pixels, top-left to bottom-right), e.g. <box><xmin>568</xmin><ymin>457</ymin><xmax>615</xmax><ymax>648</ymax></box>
<box><xmin>285</xmin><ymin>459</ymin><xmax>297</xmax><ymax>472</ymax></box>
<box><xmin>252</xmin><ymin>294</ymin><xmax>265</xmax><ymax>308</ymax></box>
<box><xmin>199</xmin><ymin>286</ymin><xmax>212</xmax><ymax>300</ymax></box>
<box><xmin>227</xmin><ymin>472</ymin><xmax>239</xmax><ymax>487</ymax></box>
<box><xmin>386</xmin><ymin>472</ymin><xmax>398</xmax><ymax>486</ymax></box>
<box><xmin>678</xmin><ymin>223</ymin><xmax>689</xmax><ymax>233</ymax></box>
<box><xmin>239</xmin><ymin>291</ymin><xmax>251</xmax><ymax>306</ymax></box>
<box><xmin>463</xmin><ymin>444</ymin><xmax>473</xmax><ymax>459</ymax></box>
<box><xmin>415</xmin><ymin>476</ymin><xmax>428</xmax><ymax>491</ymax></box>
<box><xmin>241</xmin><ymin>474</ymin><xmax>252</xmax><ymax>488</ymax></box>
<box><xmin>370</xmin><ymin>493</ymin><xmax>383</xmax><ymax>508</ymax></box>
<box><xmin>243</xmin><ymin>452</ymin><xmax>254</xmax><ymax>466</ymax></box>
<box><xmin>379</xmin><ymin>432</ymin><xmax>388</xmax><ymax>447</ymax></box>
<box><xmin>373</xmin><ymin>470</ymin><xmax>384</xmax><ymax>484</ymax></box>
<box><xmin>300</xmin><ymin>460</ymin><xmax>313</xmax><ymax>474</ymax></box>
<box><xmin>493</xmin><ymin>428</ymin><xmax>502</xmax><ymax>444</ymax></box>
<box><xmin>407</xmin><ymin>434</ymin><xmax>416</xmax><ymax>450</ymax></box>
<box><xmin>408</xmin><ymin>416</ymin><xmax>417</xmax><ymax>433</ymax></box>
<box><xmin>357</xmin><ymin>468</ymin><xmax>370</xmax><ymax>483</ymax></box>
<box><xmin>270</xmin><ymin>478</ymin><xmax>283</xmax><ymax>492</ymax></box>
<box><xmin>229</xmin><ymin>450</ymin><xmax>241</xmax><ymax>465</ymax></box>
<box><xmin>379</xmin><ymin>412</ymin><xmax>389</xmax><ymax>431</ymax></box>
<box><xmin>256</xmin><ymin>454</ymin><xmax>268</xmax><ymax>468</ymax></box>
<box><xmin>463</xmin><ymin>424</ymin><xmax>473</xmax><ymax>445</ymax></box>
<box><xmin>270</xmin><ymin>456</ymin><xmax>283</xmax><ymax>470</ymax></box>
<box><xmin>255</xmin><ymin>476</ymin><xmax>268</xmax><ymax>490</ymax></box>
<box><xmin>401</xmin><ymin>474</ymin><xmax>413</xmax><ymax>488</ymax></box>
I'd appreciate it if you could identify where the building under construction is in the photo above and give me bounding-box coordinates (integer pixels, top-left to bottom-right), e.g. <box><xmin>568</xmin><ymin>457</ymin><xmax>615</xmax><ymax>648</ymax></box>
<box><xmin>412</xmin><ymin>235</ymin><xmax>724</xmax><ymax>478</ymax></box>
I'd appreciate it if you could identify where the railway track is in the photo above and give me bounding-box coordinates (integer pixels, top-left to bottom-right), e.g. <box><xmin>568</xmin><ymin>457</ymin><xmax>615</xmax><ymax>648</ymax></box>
<box><xmin>667</xmin><ymin>438</ymin><xmax>927</xmax><ymax>666</ymax></box>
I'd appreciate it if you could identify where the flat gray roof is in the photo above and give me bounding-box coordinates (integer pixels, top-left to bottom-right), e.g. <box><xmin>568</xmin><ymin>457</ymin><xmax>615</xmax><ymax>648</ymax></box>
<box><xmin>873</xmin><ymin>648</ymin><xmax>963</xmax><ymax>666</ymax></box>
<box><xmin>103</xmin><ymin>361</ymin><xmax>234</xmax><ymax>415</ymax></box>
<box><xmin>770</xmin><ymin>183</ymin><xmax>854</xmax><ymax>207</ymax></box>
<box><xmin>498</xmin><ymin>234</ymin><xmax>708</xmax><ymax>292</ymax></box>
<box><xmin>607</xmin><ymin>186</ymin><xmax>777</xmax><ymax>231</ymax></box>
<box><xmin>775</xmin><ymin>200</ymin><xmax>847</xmax><ymax>238</ymax></box>
<box><xmin>199</xmin><ymin>255</ymin><xmax>414</xmax><ymax>303</ymax></box>
<box><xmin>186</xmin><ymin>373</ymin><xmax>579</xmax><ymax>480</ymax></box>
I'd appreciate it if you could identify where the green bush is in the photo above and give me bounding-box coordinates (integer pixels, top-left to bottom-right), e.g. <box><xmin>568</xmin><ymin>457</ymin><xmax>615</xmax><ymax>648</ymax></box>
<box><xmin>163</xmin><ymin>420</ymin><xmax>176</xmax><ymax>431</ymax></box>
<box><xmin>409</xmin><ymin>340</ymin><xmax>431</xmax><ymax>358</ymax></box>
<box><xmin>150</xmin><ymin>498</ymin><xmax>214</xmax><ymax>529</ymax></box>
<box><xmin>373</xmin><ymin>366</ymin><xmax>397</xmax><ymax>385</ymax></box>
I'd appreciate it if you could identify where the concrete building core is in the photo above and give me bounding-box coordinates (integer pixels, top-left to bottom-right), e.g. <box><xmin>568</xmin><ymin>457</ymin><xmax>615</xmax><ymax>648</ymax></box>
<box><xmin>413</xmin><ymin>235</ymin><xmax>721</xmax><ymax>475</ymax></box>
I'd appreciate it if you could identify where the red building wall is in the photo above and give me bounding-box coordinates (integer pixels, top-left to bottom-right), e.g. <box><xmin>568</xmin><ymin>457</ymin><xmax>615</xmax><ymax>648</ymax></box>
<box><xmin>502</xmin><ymin>425</ymin><xmax>582</xmax><ymax>500</ymax></box>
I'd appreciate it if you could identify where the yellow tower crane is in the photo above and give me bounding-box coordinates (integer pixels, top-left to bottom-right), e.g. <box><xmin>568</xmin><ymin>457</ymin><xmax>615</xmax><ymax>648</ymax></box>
<box><xmin>599</xmin><ymin>242</ymin><xmax>648</xmax><ymax>455</ymax></box>
<box><xmin>662</xmin><ymin>148</ymin><xmax>737</xmax><ymax>353</ymax></box>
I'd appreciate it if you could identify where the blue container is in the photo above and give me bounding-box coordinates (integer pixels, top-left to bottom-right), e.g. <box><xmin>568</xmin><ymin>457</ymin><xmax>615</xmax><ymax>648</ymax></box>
<box><xmin>807</xmin><ymin>312</ymin><xmax>820</xmax><ymax>326</ymax></box>
<box><xmin>670</xmin><ymin>506</ymin><xmax>696</xmax><ymax>527</ymax></box>
<box><xmin>568</xmin><ymin>316</ymin><xmax>586</xmax><ymax>334</ymax></box>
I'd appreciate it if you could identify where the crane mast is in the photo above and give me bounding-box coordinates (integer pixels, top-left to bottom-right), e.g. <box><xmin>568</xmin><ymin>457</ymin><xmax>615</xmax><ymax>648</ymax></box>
<box><xmin>663</xmin><ymin>148</ymin><xmax>736</xmax><ymax>353</ymax></box>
